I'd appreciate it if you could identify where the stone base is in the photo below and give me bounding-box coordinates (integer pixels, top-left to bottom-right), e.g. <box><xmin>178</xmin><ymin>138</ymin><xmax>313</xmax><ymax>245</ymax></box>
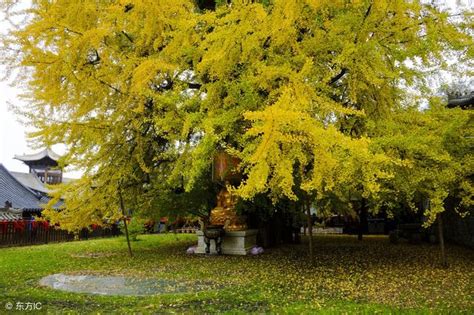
<box><xmin>195</xmin><ymin>229</ymin><xmax>258</xmax><ymax>255</ymax></box>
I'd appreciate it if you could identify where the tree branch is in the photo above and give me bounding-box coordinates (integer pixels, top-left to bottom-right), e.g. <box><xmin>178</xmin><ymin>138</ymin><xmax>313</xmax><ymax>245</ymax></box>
<box><xmin>329</xmin><ymin>68</ymin><xmax>348</xmax><ymax>85</ymax></box>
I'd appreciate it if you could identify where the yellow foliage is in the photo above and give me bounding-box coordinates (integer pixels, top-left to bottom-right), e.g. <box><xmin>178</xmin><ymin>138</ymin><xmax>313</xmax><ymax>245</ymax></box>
<box><xmin>0</xmin><ymin>0</ymin><xmax>471</xmax><ymax>228</ymax></box>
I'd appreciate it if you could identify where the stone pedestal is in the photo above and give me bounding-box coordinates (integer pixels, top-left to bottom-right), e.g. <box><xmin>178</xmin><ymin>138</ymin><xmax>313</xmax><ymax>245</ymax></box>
<box><xmin>195</xmin><ymin>229</ymin><xmax>258</xmax><ymax>255</ymax></box>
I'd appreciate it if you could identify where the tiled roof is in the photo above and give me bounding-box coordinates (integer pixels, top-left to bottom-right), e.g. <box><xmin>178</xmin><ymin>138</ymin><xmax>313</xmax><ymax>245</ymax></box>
<box><xmin>14</xmin><ymin>148</ymin><xmax>61</xmax><ymax>162</ymax></box>
<box><xmin>12</xmin><ymin>171</ymin><xmax>76</xmax><ymax>193</ymax></box>
<box><xmin>0</xmin><ymin>164</ymin><xmax>45</xmax><ymax>210</ymax></box>
<box><xmin>11</xmin><ymin>171</ymin><xmax>50</xmax><ymax>194</ymax></box>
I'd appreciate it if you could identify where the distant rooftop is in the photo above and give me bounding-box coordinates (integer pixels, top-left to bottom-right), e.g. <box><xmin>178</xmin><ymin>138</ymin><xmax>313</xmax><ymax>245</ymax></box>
<box><xmin>0</xmin><ymin>164</ymin><xmax>46</xmax><ymax>211</ymax></box>
<box><xmin>11</xmin><ymin>171</ymin><xmax>75</xmax><ymax>194</ymax></box>
<box><xmin>14</xmin><ymin>148</ymin><xmax>61</xmax><ymax>163</ymax></box>
<box><xmin>11</xmin><ymin>171</ymin><xmax>50</xmax><ymax>194</ymax></box>
<box><xmin>447</xmin><ymin>91</ymin><xmax>473</xmax><ymax>109</ymax></box>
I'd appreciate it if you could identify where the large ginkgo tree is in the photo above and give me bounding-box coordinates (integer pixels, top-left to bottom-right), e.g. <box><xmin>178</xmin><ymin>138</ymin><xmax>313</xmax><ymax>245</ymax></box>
<box><xmin>1</xmin><ymin>1</ymin><xmax>472</xmax><ymax>256</ymax></box>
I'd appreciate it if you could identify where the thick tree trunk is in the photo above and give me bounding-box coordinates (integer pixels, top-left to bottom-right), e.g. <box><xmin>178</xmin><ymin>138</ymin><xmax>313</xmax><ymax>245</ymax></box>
<box><xmin>357</xmin><ymin>216</ymin><xmax>363</xmax><ymax>241</ymax></box>
<box><xmin>305</xmin><ymin>199</ymin><xmax>313</xmax><ymax>259</ymax></box>
<box><xmin>358</xmin><ymin>199</ymin><xmax>368</xmax><ymax>241</ymax></box>
<box><xmin>438</xmin><ymin>214</ymin><xmax>447</xmax><ymax>267</ymax></box>
<box><xmin>118</xmin><ymin>187</ymin><xmax>133</xmax><ymax>257</ymax></box>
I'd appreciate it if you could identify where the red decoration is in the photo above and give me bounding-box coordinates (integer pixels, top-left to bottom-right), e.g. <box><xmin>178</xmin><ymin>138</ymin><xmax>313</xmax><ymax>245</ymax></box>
<box><xmin>212</xmin><ymin>151</ymin><xmax>241</xmax><ymax>183</ymax></box>
<box><xmin>13</xmin><ymin>220</ymin><xmax>26</xmax><ymax>232</ymax></box>
<box><xmin>0</xmin><ymin>221</ymin><xmax>8</xmax><ymax>234</ymax></box>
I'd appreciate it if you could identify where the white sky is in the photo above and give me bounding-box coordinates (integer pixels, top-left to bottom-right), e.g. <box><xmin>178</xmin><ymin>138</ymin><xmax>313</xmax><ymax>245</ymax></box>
<box><xmin>0</xmin><ymin>0</ymin><xmax>472</xmax><ymax>177</ymax></box>
<box><xmin>0</xmin><ymin>0</ymin><xmax>77</xmax><ymax>177</ymax></box>
<box><xmin>0</xmin><ymin>69</ymin><xmax>28</xmax><ymax>173</ymax></box>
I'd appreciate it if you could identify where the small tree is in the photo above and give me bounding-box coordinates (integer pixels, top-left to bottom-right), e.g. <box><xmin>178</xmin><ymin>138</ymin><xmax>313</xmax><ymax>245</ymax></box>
<box><xmin>120</xmin><ymin>217</ymin><xmax>146</xmax><ymax>242</ymax></box>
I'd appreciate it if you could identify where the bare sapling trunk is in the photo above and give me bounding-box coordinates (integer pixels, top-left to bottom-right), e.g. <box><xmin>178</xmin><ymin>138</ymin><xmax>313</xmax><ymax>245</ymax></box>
<box><xmin>305</xmin><ymin>199</ymin><xmax>313</xmax><ymax>259</ymax></box>
<box><xmin>118</xmin><ymin>187</ymin><xmax>133</xmax><ymax>257</ymax></box>
<box><xmin>357</xmin><ymin>210</ymin><xmax>363</xmax><ymax>241</ymax></box>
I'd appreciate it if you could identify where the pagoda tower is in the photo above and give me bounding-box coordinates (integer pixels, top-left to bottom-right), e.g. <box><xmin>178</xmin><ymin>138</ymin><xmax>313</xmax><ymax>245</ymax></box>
<box><xmin>14</xmin><ymin>148</ymin><xmax>63</xmax><ymax>184</ymax></box>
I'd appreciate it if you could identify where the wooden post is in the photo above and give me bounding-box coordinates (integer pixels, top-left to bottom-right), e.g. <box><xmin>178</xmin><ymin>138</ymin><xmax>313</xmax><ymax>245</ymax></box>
<box><xmin>118</xmin><ymin>186</ymin><xmax>133</xmax><ymax>257</ymax></box>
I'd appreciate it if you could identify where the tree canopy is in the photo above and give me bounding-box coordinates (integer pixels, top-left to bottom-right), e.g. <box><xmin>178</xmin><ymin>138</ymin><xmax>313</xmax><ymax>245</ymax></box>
<box><xmin>0</xmin><ymin>0</ymin><xmax>472</xmax><ymax>230</ymax></box>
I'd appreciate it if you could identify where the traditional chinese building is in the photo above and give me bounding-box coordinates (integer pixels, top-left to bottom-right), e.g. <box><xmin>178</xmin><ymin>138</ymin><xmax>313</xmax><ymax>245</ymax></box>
<box><xmin>0</xmin><ymin>164</ymin><xmax>50</xmax><ymax>220</ymax></box>
<box><xmin>0</xmin><ymin>148</ymin><xmax>66</xmax><ymax>220</ymax></box>
<box><xmin>14</xmin><ymin>148</ymin><xmax>63</xmax><ymax>185</ymax></box>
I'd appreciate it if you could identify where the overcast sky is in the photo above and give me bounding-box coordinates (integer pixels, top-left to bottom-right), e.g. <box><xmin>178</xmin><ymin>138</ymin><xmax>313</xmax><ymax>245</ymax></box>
<box><xmin>0</xmin><ymin>0</ymin><xmax>76</xmax><ymax>177</ymax></box>
<box><xmin>0</xmin><ymin>0</ymin><xmax>472</xmax><ymax>177</ymax></box>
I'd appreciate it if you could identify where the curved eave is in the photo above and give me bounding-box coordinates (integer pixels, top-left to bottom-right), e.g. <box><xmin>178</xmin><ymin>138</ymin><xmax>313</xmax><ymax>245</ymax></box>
<box><xmin>11</xmin><ymin>171</ymin><xmax>50</xmax><ymax>194</ymax></box>
<box><xmin>447</xmin><ymin>94</ymin><xmax>474</xmax><ymax>109</ymax></box>
<box><xmin>14</xmin><ymin>148</ymin><xmax>61</xmax><ymax>163</ymax></box>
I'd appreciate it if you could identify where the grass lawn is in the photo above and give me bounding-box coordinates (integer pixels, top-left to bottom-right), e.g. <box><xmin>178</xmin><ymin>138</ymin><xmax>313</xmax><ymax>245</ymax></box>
<box><xmin>0</xmin><ymin>233</ymin><xmax>472</xmax><ymax>314</ymax></box>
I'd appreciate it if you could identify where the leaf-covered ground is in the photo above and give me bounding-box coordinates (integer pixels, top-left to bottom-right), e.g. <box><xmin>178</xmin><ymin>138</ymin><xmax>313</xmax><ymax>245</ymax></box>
<box><xmin>0</xmin><ymin>234</ymin><xmax>472</xmax><ymax>314</ymax></box>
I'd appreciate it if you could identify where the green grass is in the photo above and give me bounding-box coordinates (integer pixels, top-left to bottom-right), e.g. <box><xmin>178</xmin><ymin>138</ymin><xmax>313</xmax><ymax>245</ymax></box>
<box><xmin>0</xmin><ymin>234</ymin><xmax>472</xmax><ymax>314</ymax></box>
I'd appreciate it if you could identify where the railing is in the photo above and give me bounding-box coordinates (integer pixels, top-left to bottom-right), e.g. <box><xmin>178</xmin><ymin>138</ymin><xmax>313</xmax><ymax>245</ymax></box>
<box><xmin>174</xmin><ymin>227</ymin><xmax>199</xmax><ymax>234</ymax></box>
<box><xmin>0</xmin><ymin>221</ymin><xmax>119</xmax><ymax>247</ymax></box>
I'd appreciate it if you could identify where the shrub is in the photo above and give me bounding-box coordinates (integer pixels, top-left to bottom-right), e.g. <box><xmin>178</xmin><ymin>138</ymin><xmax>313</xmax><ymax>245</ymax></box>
<box><xmin>120</xmin><ymin>217</ymin><xmax>146</xmax><ymax>241</ymax></box>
